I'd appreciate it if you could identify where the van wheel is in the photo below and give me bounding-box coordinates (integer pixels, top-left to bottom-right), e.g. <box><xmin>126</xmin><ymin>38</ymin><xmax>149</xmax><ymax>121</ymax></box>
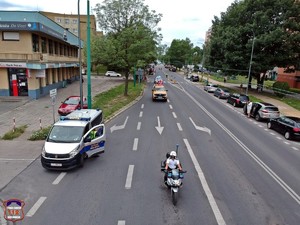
<box><xmin>78</xmin><ymin>154</ymin><xmax>85</xmax><ymax>167</ymax></box>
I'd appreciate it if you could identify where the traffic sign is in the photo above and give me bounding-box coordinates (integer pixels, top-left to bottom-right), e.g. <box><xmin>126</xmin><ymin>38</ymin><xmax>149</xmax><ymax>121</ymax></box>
<box><xmin>50</xmin><ymin>88</ymin><xmax>57</xmax><ymax>97</ymax></box>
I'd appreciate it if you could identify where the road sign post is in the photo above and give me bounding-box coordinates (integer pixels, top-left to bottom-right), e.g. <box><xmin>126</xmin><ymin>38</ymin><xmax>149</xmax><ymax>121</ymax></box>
<box><xmin>50</xmin><ymin>89</ymin><xmax>57</xmax><ymax>123</ymax></box>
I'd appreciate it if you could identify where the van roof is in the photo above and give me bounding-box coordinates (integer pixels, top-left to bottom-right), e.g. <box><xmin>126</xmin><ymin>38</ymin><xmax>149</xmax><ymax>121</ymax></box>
<box><xmin>56</xmin><ymin>109</ymin><xmax>102</xmax><ymax>127</ymax></box>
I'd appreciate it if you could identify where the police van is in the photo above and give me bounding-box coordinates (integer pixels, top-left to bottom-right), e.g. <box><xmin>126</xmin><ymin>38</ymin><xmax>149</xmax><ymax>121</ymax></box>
<box><xmin>41</xmin><ymin>109</ymin><xmax>106</xmax><ymax>170</ymax></box>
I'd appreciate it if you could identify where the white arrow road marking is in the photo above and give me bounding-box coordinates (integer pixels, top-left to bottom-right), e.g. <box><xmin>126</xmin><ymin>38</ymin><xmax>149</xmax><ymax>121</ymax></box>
<box><xmin>26</xmin><ymin>197</ymin><xmax>47</xmax><ymax>217</ymax></box>
<box><xmin>125</xmin><ymin>165</ymin><xmax>134</xmax><ymax>189</ymax></box>
<box><xmin>189</xmin><ymin>117</ymin><xmax>211</xmax><ymax>135</ymax></box>
<box><xmin>110</xmin><ymin>116</ymin><xmax>129</xmax><ymax>133</ymax></box>
<box><xmin>155</xmin><ymin>116</ymin><xmax>164</xmax><ymax>135</ymax></box>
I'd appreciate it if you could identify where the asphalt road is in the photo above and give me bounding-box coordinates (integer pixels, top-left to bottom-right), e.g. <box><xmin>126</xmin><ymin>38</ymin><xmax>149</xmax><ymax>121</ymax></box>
<box><xmin>0</xmin><ymin>67</ymin><xmax>299</xmax><ymax>225</ymax></box>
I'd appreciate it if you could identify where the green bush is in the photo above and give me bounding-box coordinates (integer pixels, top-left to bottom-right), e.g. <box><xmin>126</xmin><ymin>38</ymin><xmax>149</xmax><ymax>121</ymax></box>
<box><xmin>28</xmin><ymin>126</ymin><xmax>51</xmax><ymax>141</ymax></box>
<box><xmin>272</xmin><ymin>81</ymin><xmax>290</xmax><ymax>98</ymax></box>
<box><xmin>1</xmin><ymin>125</ymin><xmax>27</xmax><ymax>140</ymax></box>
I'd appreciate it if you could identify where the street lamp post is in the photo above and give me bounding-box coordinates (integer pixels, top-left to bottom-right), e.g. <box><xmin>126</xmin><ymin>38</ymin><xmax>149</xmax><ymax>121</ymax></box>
<box><xmin>246</xmin><ymin>34</ymin><xmax>255</xmax><ymax>95</ymax></box>
<box><xmin>78</xmin><ymin>0</ymin><xmax>83</xmax><ymax>109</ymax></box>
<box><xmin>87</xmin><ymin>0</ymin><xmax>92</xmax><ymax>109</ymax></box>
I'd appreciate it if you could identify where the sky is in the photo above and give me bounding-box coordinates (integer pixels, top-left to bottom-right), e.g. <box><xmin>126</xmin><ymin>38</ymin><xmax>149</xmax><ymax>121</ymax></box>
<box><xmin>0</xmin><ymin>0</ymin><xmax>235</xmax><ymax>47</ymax></box>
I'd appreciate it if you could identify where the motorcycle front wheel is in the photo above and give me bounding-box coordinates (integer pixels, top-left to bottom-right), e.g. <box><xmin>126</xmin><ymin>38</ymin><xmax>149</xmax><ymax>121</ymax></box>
<box><xmin>171</xmin><ymin>190</ymin><xmax>178</xmax><ymax>206</ymax></box>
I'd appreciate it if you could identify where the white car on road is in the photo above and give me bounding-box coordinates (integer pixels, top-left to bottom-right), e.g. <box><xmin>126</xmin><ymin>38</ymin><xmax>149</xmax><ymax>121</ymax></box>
<box><xmin>105</xmin><ymin>71</ymin><xmax>122</xmax><ymax>77</ymax></box>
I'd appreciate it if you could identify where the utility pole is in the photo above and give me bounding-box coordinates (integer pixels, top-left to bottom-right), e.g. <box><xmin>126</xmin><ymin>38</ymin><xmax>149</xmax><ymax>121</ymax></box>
<box><xmin>87</xmin><ymin>0</ymin><xmax>92</xmax><ymax>108</ymax></box>
<box><xmin>78</xmin><ymin>0</ymin><xmax>83</xmax><ymax>109</ymax></box>
<box><xmin>246</xmin><ymin>34</ymin><xmax>255</xmax><ymax>95</ymax></box>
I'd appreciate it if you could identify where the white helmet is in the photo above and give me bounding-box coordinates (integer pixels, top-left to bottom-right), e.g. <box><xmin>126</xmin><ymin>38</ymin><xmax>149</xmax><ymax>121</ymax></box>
<box><xmin>170</xmin><ymin>151</ymin><xmax>177</xmax><ymax>157</ymax></box>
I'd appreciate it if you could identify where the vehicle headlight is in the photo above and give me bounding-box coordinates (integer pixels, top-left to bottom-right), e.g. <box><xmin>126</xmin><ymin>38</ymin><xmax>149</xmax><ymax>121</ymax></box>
<box><xmin>69</xmin><ymin>145</ymin><xmax>81</xmax><ymax>158</ymax></box>
<box><xmin>41</xmin><ymin>145</ymin><xmax>46</xmax><ymax>157</ymax></box>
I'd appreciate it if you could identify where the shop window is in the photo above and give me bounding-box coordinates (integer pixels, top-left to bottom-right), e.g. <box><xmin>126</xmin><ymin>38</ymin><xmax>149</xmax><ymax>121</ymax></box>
<box><xmin>32</xmin><ymin>34</ymin><xmax>39</xmax><ymax>52</ymax></box>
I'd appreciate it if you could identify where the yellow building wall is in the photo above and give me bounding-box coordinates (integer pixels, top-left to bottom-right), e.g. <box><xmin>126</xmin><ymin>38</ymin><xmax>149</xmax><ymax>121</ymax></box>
<box><xmin>0</xmin><ymin>69</ymin><xmax>9</xmax><ymax>89</ymax></box>
<box><xmin>0</xmin><ymin>32</ymin><xmax>32</xmax><ymax>53</ymax></box>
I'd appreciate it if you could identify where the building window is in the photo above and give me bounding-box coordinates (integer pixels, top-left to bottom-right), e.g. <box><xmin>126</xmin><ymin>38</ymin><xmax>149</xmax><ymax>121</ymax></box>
<box><xmin>65</xmin><ymin>19</ymin><xmax>70</xmax><ymax>24</ymax></box>
<box><xmin>54</xmin><ymin>41</ymin><xmax>58</xmax><ymax>55</ymax></box>
<box><xmin>41</xmin><ymin>37</ymin><xmax>47</xmax><ymax>53</ymax></box>
<box><xmin>72</xmin><ymin>19</ymin><xmax>78</xmax><ymax>24</ymax></box>
<box><xmin>73</xmin><ymin>28</ymin><xmax>78</xmax><ymax>33</ymax></box>
<box><xmin>48</xmin><ymin>39</ymin><xmax>53</xmax><ymax>55</ymax></box>
<box><xmin>32</xmin><ymin>34</ymin><xmax>39</xmax><ymax>52</ymax></box>
<box><xmin>60</xmin><ymin>43</ymin><xmax>64</xmax><ymax>55</ymax></box>
<box><xmin>56</xmin><ymin>18</ymin><xmax>62</xmax><ymax>23</ymax></box>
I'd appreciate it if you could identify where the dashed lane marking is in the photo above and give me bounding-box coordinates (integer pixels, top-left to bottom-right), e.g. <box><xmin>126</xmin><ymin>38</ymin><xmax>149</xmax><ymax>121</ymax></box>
<box><xmin>52</xmin><ymin>172</ymin><xmax>67</xmax><ymax>185</ymax></box>
<box><xmin>132</xmin><ymin>138</ymin><xmax>138</xmax><ymax>151</ymax></box>
<box><xmin>137</xmin><ymin>122</ymin><xmax>141</xmax><ymax>130</ymax></box>
<box><xmin>125</xmin><ymin>165</ymin><xmax>134</xmax><ymax>189</ymax></box>
<box><xmin>26</xmin><ymin>197</ymin><xmax>47</xmax><ymax>217</ymax></box>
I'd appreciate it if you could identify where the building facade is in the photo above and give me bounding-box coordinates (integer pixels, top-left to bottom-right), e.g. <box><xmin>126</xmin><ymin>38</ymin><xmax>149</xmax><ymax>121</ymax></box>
<box><xmin>0</xmin><ymin>11</ymin><xmax>83</xmax><ymax>99</ymax></box>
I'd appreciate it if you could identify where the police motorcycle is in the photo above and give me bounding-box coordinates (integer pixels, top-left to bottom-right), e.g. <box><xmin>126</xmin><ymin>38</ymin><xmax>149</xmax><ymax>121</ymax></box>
<box><xmin>161</xmin><ymin>145</ymin><xmax>187</xmax><ymax>206</ymax></box>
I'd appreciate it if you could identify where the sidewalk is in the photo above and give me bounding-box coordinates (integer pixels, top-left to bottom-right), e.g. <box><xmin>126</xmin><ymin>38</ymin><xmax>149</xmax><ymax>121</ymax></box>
<box><xmin>0</xmin><ymin>76</ymin><xmax>122</xmax><ymax>190</ymax></box>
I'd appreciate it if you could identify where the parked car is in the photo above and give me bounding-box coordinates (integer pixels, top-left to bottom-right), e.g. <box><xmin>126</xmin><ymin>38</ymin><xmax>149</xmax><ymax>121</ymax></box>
<box><xmin>204</xmin><ymin>83</ymin><xmax>218</xmax><ymax>93</ymax></box>
<box><xmin>267</xmin><ymin>116</ymin><xmax>300</xmax><ymax>140</ymax></box>
<box><xmin>58</xmin><ymin>96</ymin><xmax>88</xmax><ymax>116</ymax></box>
<box><xmin>243</xmin><ymin>102</ymin><xmax>280</xmax><ymax>121</ymax></box>
<box><xmin>227</xmin><ymin>93</ymin><xmax>249</xmax><ymax>107</ymax></box>
<box><xmin>105</xmin><ymin>71</ymin><xmax>122</xmax><ymax>77</ymax></box>
<box><xmin>190</xmin><ymin>75</ymin><xmax>199</xmax><ymax>82</ymax></box>
<box><xmin>214</xmin><ymin>88</ymin><xmax>230</xmax><ymax>99</ymax></box>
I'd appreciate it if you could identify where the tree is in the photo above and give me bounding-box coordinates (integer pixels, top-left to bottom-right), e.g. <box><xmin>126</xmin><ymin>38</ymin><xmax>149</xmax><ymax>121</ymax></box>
<box><xmin>93</xmin><ymin>0</ymin><xmax>162</xmax><ymax>95</ymax></box>
<box><xmin>207</xmin><ymin>0</ymin><xmax>300</xmax><ymax>90</ymax></box>
<box><xmin>165</xmin><ymin>38</ymin><xmax>194</xmax><ymax>68</ymax></box>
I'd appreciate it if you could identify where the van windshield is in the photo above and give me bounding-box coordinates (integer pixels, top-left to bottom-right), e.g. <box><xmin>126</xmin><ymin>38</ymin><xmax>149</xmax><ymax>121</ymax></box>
<box><xmin>47</xmin><ymin>125</ymin><xmax>85</xmax><ymax>143</ymax></box>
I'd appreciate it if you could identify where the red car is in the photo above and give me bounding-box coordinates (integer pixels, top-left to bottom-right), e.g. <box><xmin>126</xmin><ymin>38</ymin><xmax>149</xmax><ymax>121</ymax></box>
<box><xmin>58</xmin><ymin>96</ymin><xmax>88</xmax><ymax>116</ymax></box>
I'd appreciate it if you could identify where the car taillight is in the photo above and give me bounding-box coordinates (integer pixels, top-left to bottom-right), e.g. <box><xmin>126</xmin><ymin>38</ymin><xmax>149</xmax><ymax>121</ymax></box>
<box><xmin>293</xmin><ymin>127</ymin><xmax>300</xmax><ymax>132</ymax></box>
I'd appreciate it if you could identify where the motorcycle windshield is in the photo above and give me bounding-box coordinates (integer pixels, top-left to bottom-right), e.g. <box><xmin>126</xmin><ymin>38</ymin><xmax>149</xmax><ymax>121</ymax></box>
<box><xmin>172</xmin><ymin>169</ymin><xmax>179</xmax><ymax>179</ymax></box>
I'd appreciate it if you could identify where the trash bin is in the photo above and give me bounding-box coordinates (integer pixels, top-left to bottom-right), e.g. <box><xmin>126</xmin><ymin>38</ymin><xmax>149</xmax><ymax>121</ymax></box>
<box><xmin>62</xmin><ymin>80</ymin><xmax>67</xmax><ymax>88</ymax></box>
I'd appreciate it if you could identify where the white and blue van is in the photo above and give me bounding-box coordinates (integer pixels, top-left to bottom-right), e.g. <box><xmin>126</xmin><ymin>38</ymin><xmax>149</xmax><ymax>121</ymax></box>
<box><xmin>41</xmin><ymin>109</ymin><xmax>106</xmax><ymax>170</ymax></box>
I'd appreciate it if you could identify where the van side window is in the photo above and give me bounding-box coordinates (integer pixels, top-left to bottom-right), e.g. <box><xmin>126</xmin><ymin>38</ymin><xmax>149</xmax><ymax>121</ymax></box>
<box><xmin>91</xmin><ymin>113</ymin><xmax>102</xmax><ymax>127</ymax></box>
<box><xmin>83</xmin><ymin>125</ymin><xmax>90</xmax><ymax>136</ymax></box>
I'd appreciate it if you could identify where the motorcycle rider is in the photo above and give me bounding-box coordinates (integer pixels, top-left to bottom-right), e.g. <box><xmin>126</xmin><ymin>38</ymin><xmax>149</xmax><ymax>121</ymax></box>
<box><xmin>164</xmin><ymin>151</ymin><xmax>182</xmax><ymax>183</ymax></box>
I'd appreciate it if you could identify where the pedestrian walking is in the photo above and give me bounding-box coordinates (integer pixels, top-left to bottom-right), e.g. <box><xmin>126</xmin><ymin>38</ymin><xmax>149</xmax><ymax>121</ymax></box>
<box><xmin>246</xmin><ymin>101</ymin><xmax>252</xmax><ymax>118</ymax></box>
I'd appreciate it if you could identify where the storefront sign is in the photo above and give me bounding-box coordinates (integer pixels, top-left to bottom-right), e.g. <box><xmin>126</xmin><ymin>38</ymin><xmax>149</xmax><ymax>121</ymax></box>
<box><xmin>30</xmin><ymin>69</ymin><xmax>46</xmax><ymax>78</ymax></box>
<box><xmin>0</xmin><ymin>62</ymin><xmax>26</xmax><ymax>68</ymax></box>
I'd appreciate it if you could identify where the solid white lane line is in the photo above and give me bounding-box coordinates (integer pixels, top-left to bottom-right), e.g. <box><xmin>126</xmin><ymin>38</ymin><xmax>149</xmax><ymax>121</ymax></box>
<box><xmin>141</xmin><ymin>104</ymin><xmax>144</xmax><ymax>109</ymax></box>
<box><xmin>118</xmin><ymin>221</ymin><xmax>126</xmax><ymax>225</ymax></box>
<box><xmin>132</xmin><ymin>138</ymin><xmax>138</xmax><ymax>151</ymax></box>
<box><xmin>137</xmin><ymin>122</ymin><xmax>141</xmax><ymax>130</ymax></box>
<box><xmin>177</xmin><ymin>123</ymin><xmax>183</xmax><ymax>131</ymax></box>
<box><xmin>125</xmin><ymin>165</ymin><xmax>134</xmax><ymax>189</ymax></box>
<box><xmin>183</xmin><ymin>139</ymin><xmax>226</xmax><ymax>225</ymax></box>
<box><xmin>169</xmin><ymin>105</ymin><xmax>173</xmax><ymax>110</ymax></box>
<box><xmin>172</xmin><ymin>112</ymin><xmax>177</xmax><ymax>118</ymax></box>
<box><xmin>139</xmin><ymin>111</ymin><xmax>143</xmax><ymax>117</ymax></box>
<box><xmin>292</xmin><ymin>147</ymin><xmax>299</xmax><ymax>151</ymax></box>
<box><xmin>52</xmin><ymin>172</ymin><xmax>67</xmax><ymax>185</ymax></box>
<box><xmin>26</xmin><ymin>197</ymin><xmax>47</xmax><ymax>217</ymax></box>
